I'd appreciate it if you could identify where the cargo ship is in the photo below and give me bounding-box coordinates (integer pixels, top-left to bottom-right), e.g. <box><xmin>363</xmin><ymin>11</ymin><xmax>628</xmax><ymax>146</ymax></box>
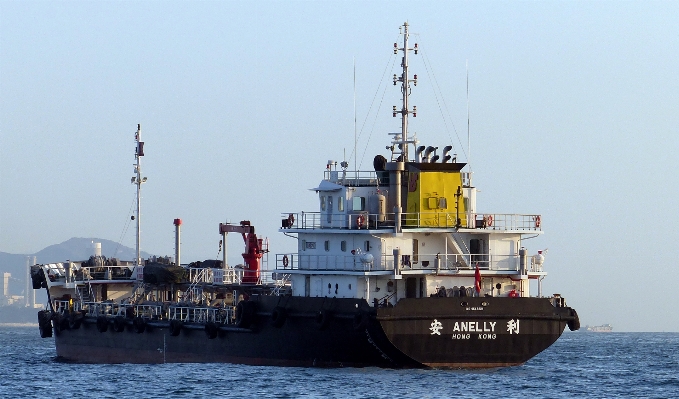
<box><xmin>31</xmin><ymin>22</ymin><xmax>579</xmax><ymax>367</ymax></box>
<box><xmin>585</xmin><ymin>324</ymin><xmax>612</xmax><ymax>333</ymax></box>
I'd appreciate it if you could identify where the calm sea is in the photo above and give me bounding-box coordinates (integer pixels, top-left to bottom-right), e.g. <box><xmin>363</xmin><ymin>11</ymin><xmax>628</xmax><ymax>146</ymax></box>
<box><xmin>0</xmin><ymin>326</ymin><xmax>677</xmax><ymax>398</ymax></box>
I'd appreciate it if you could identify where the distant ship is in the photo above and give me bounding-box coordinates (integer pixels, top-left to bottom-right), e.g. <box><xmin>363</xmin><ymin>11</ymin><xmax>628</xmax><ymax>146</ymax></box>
<box><xmin>585</xmin><ymin>324</ymin><xmax>612</xmax><ymax>333</ymax></box>
<box><xmin>30</xmin><ymin>22</ymin><xmax>579</xmax><ymax>368</ymax></box>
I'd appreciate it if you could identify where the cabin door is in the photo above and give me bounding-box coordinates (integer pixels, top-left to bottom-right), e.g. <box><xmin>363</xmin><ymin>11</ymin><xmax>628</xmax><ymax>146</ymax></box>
<box><xmin>406</xmin><ymin>277</ymin><xmax>417</xmax><ymax>298</ymax></box>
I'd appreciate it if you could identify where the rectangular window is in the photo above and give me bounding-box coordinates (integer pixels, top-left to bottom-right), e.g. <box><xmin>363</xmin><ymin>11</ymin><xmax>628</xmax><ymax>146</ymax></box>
<box><xmin>302</xmin><ymin>240</ymin><xmax>306</xmax><ymax>251</ymax></box>
<box><xmin>352</xmin><ymin>196</ymin><xmax>365</xmax><ymax>211</ymax></box>
<box><xmin>413</xmin><ymin>239</ymin><xmax>419</xmax><ymax>263</ymax></box>
<box><xmin>365</xmin><ymin>240</ymin><xmax>370</xmax><ymax>252</ymax></box>
<box><xmin>338</xmin><ymin>197</ymin><xmax>344</xmax><ymax>212</ymax></box>
<box><xmin>320</xmin><ymin>196</ymin><xmax>326</xmax><ymax>211</ymax></box>
<box><xmin>324</xmin><ymin>240</ymin><xmax>330</xmax><ymax>251</ymax></box>
<box><xmin>438</xmin><ymin>197</ymin><xmax>447</xmax><ymax>209</ymax></box>
<box><xmin>341</xmin><ymin>241</ymin><xmax>346</xmax><ymax>252</ymax></box>
<box><xmin>327</xmin><ymin>196</ymin><xmax>333</xmax><ymax>224</ymax></box>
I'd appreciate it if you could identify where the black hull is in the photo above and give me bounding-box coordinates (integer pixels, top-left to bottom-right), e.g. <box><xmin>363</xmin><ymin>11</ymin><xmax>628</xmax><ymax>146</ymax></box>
<box><xmin>47</xmin><ymin>296</ymin><xmax>576</xmax><ymax>368</ymax></box>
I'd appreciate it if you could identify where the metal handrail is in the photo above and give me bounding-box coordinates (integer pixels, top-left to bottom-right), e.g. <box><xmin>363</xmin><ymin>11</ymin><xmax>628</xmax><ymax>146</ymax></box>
<box><xmin>281</xmin><ymin>211</ymin><xmax>542</xmax><ymax>231</ymax></box>
<box><xmin>274</xmin><ymin>251</ymin><xmax>544</xmax><ymax>273</ymax></box>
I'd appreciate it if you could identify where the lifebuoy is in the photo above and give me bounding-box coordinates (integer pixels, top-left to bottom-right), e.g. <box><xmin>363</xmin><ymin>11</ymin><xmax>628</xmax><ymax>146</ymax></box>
<box><xmin>509</xmin><ymin>290</ymin><xmax>518</xmax><ymax>298</ymax></box>
<box><xmin>288</xmin><ymin>213</ymin><xmax>295</xmax><ymax>227</ymax></box>
<box><xmin>356</xmin><ymin>214</ymin><xmax>365</xmax><ymax>229</ymax></box>
<box><xmin>487</xmin><ymin>215</ymin><xmax>493</xmax><ymax>227</ymax></box>
<box><xmin>282</xmin><ymin>255</ymin><xmax>289</xmax><ymax>268</ymax></box>
<box><xmin>535</xmin><ymin>215</ymin><xmax>541</xmax><ymax>228</ymax></box>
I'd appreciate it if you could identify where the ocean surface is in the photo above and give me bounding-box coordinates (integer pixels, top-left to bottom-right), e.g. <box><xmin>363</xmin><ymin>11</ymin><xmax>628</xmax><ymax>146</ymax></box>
<box><xmin>0</xmin><ymin>326</ymin><xmax>677</xmax><ymax>398</ymax></box>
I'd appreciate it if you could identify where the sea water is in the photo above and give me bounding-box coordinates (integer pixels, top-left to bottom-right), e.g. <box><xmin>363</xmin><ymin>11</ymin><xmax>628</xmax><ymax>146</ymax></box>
<box><xmin>0</xmin><ymin>326</ymin><xmax>677</xmax><ymax>398</ymax></box>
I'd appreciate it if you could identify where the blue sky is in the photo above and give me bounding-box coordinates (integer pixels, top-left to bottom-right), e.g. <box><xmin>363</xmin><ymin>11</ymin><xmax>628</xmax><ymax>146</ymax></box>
<box><xmin>1</xmin><ymin>1</ymin><xmax>678</xmax><ymax>331</ymax></box>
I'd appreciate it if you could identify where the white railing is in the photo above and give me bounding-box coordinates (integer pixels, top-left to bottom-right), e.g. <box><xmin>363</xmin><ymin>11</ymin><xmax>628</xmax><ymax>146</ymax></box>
<box><xmin>274</xmin><ymin>251</ymin><xmax>544</xmax><ymax>273</ymax></box>
<box><xmin>169</xmin><ymin>306</ymin><xmax>234</xmax><ymax>324</ymax></box>
<box><xmin>281</xmin><ymin>211</ymin><xmax>542</xmax><ymax>231</ymax></box>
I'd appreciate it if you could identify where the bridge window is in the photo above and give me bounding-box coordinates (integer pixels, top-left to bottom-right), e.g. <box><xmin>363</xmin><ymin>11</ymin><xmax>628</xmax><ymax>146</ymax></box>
<box><xmin>352</xmin><ymin>196</ymin><xmax>366</xmax><ymax>211</ymax></box>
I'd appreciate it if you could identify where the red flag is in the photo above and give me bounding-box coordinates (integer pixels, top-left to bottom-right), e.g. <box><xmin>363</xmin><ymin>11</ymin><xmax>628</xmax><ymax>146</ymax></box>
<box><xmin>474</xmin><ymin>263</ymin><xmax>481</xmax><ymax>293</ymax></box>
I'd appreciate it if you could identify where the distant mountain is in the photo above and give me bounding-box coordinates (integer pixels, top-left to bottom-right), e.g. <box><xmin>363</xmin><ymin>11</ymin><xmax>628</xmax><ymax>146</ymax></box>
<box><xmin>33</xmin><ymin>237</ymin><xmax>150</xmax><ymax>264</ymax></box>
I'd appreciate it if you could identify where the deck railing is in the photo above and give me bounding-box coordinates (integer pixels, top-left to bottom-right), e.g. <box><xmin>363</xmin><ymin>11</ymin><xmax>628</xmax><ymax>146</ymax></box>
<box><xmin>274</xmin><ymin>252</ymin><xmax>545</xmax><ymax>273</ymax></box>
<box><xmin>281</xmin><ymin>211</ymin><xmax>542</xmax><ymax>231</ymax></box>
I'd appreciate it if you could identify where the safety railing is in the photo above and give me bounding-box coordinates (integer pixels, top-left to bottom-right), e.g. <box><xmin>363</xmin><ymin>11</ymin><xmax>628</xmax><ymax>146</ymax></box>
<box><xmin>274</xmin><ymin>251</ymin><xmax>544</xmax><ymax>273</ymax></box>
<box><xmin>169</xmin><ymin>306</ymin><xmax>234</xmax><ymax>324</ymax></box>
<box><xmin>275</xmin><ymin>253</ymin><xmax>387</xmax><ymax>272</ymax></box>
<box><xmin>281</xmin><ymin>211</ymin><xmax>542</xmax><ymax>232</ymax></box>
<box><xmin>324</xmin><ymin>169</ymin><xmax>382</xmax><ymax>186</ymax></box>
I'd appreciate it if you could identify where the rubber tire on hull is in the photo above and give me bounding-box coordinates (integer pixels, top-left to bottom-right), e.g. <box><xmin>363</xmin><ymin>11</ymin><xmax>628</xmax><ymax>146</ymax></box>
<box><xmin>53</xmin><ymin>314</ymin><xmax>69</xmax><ymax>334</ymax></box>
<box><xmin>37</xmin><ymin>310</ymin><xmax>53</xmax><ymax>338</ymax></box>
<box><xmin>113</xmin><ymin>316</ymin><xmax>126</xmax><ymax>333</ymax></box>
<box><xmin>235</xmin><ymin>301</ymin><xmax>256</xmax><ymax>329</ymax></box>
<box><xmin>68</xmin><ymin>312</ymin><xmax>82</xmax><ymax>330</ymax></box>
<box><xmin>133</xmin><ymin>317</ymin><xmax>146</xmax><ymax>334</ymax></box>
<box><xmin>205</xmin><ymin>322</ymin><xmax>219</xmax><ymax>339</ymax></box>
<box><xmin>270</xmin><ymin>307</ymin><xmax>287</xmax><ymax>328</ymax></box>
<box><xmin>39</xmin><ymin>323</ymin><xmax>52</xmax><ymax>338</ymax></box>
<box><xmin>96</xmin><ymin>316</ymin><xmax>108</xmax><ymax>333</ymax></box>
<box><xmin>169</xmin><ymin>320</ymin><xmax>183</xmax><ymax>337</ymax></box>
<box><xmin>567</xmin><ymin>308</ymin><xmax>580</xmax><ymax>331</ymax></box>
